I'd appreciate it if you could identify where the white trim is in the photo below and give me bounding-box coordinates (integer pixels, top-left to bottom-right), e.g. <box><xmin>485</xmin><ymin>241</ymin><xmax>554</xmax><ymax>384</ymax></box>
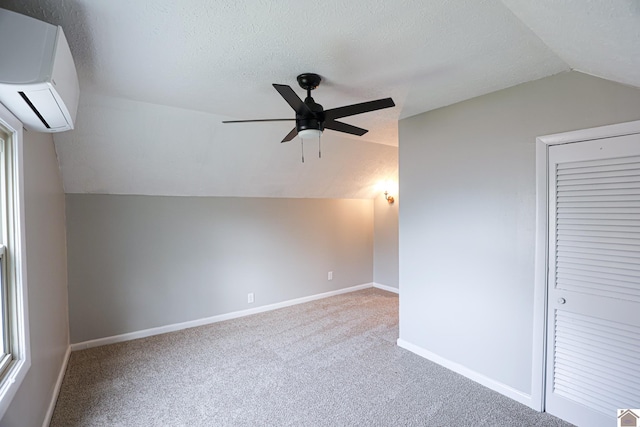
<box><xmin>537</xmin><ymin>120</ymin><xmax>640</xmax><ymax>145</ymax></box>
<box><xmin>71</xmin><ymin>283</ymin><xmax>374</xmax><ymax>351</ymax></box>
<box><xmin>531</xmin><ymin>139</ymin><xmax>549</xmax><ymax>412</ymax></box>
<box><xmin>42</xmin><ymin>345</ymin><xmax>71</xmax><ymax>427</ymax></box>
<box><xmin>372</xmin><ymin>282</ymin><xmax>399</xmax><ymax>294</ymax></box>
<box><xmin>0</xmin><ymin>102</ymin><xmax>30</xmax><ymax>420</ymax></box>
<box><xmin>397</xmin><ymin>338</ymin><xmax>532</xmax><ymax>407</ymax></box>
<box><xmin>532</xmin><ymin>119</ymin><xmax>640</xmax><ymax>412</ymax></box>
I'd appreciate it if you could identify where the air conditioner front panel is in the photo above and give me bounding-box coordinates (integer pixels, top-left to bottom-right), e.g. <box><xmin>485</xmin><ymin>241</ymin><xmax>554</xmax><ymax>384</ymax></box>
<box><xmin>0</xmin><ymin>83</ymin><xmax>71</xmax><ymax>132</ymax></box>
<box><xmin>22</xmin><ymin>88</ymin><xmax>70</xmax><ymax>130</ymax></box>
<box><xmin>0</xmin><ymin>9</ymin><xmax>79</xmax><ymax>133</ymax></box>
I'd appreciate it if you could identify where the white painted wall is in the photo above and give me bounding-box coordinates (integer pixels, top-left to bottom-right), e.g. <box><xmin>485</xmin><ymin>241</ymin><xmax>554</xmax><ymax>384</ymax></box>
<box><xmin>65</xmin><ymin>195</ymin><xmax>374</xmax><ymax>344</ymax></box>
<box><xmin>373</xmin><ymin>193</ymin><xmax>398</xmax><ymax>289</ymax></box>
<box><xmin>398</xmin><ymin>71</ymin><xmax>640</xmax><ymax>399</ymax></box>
<box><xmin>0</xmin><ymin>131</ymin><xmax>69</xmax><ymax>427</ymax></box>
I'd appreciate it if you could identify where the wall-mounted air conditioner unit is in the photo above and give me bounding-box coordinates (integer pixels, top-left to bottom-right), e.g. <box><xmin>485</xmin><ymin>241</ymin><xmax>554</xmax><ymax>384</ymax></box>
<box><xmin>0</xmin><ymin>8</ymin><xmax>80</xmax><ymax>133</ymax></box>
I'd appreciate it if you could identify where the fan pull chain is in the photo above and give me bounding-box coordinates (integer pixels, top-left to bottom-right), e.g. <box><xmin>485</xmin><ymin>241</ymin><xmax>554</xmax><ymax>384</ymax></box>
<box><xmin>301</xmin><ymin>139</ymin><xmax>305</xmax><ymax>163</ymax></box>
<box><xmin>318</xmin><ymin>134</ymin><xmax>321</xmax><ymax>159</ymax></box>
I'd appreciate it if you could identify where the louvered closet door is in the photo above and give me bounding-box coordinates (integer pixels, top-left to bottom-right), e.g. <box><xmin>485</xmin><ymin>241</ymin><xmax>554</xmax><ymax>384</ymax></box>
<box><xmin>546</xmin><ymin>133</ymin><xmax>640</xmax><ymax>427</ymax></box>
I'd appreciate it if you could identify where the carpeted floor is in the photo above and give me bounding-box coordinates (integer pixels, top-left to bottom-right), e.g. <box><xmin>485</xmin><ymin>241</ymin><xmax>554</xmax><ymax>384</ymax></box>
<box><xmin>51</xmin><ymin>288</ymin><xmax>573</xmax><ymax>426</ymax></box>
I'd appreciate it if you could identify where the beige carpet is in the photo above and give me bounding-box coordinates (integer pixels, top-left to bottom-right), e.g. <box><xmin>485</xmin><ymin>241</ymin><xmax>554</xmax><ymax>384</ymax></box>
<box><xmin>51</xmin><ymin>288</ymin><xmax>573</xmax><ymax>426</ymax></box>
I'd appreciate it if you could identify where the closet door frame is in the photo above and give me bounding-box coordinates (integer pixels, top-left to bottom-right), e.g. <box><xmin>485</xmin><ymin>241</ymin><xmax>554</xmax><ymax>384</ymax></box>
<box><xmin>532</xmin><ymin>119</ymin><xmax>640</xmax><ymax>412</ymax></box>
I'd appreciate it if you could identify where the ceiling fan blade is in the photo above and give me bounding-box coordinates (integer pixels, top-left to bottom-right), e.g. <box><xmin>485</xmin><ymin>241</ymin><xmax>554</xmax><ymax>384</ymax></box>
<box><xmin>273</xmin><ymin>84</ymin><xmax>313</xmax><ymax>116</ymax></box>
<box><xmin>324</xmin><ymin>98</ymin><xmax>395</xmax><ymax>120</ymax></box>
<box><xmin>324</xmin><ymin>120</ymin><xmax>368</xmax><ymax>136</ymax></box>
<box><xmin>281</xmin><ymin>127</ymin><xmax>298</xmax><ymax>143</ymax></box>
<box><xmin>222</xmin><ymin>118</ymin><xmax>295</xmax><ymax>123</ymax></box>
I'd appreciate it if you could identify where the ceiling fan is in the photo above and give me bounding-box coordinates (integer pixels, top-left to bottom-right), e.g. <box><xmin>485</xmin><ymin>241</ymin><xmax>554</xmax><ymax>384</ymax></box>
<box><xmin>222</xmin><ymin>73</ymin><xmax>395</xmax><ymax>161</ymax></box>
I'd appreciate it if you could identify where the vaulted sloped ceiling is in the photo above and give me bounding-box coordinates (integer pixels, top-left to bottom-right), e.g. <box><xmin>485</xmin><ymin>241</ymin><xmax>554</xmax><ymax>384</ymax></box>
<box><xmin>501</xmin><ymin>0</ymin><xmax>640</xmax><ymax>88</ymax></box>
<box><xmin>0</xmin><ymin>0</ymin><xmax>638</xmax><ymax>198</ymax></box>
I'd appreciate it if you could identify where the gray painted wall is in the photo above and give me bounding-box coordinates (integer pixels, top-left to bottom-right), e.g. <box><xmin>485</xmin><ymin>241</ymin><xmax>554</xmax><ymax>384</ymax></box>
<box><xmin>1</xmin><ymin>131</ymin><xmax>69</xmax><ymax>426</ymax></box>
<box><xmin>66</xmin><ymin>195</ymin><xmax>373</xmax><ymax>343</ymax></box>
<box><xmin>398</xmin><ymin>71</ymin><xmax>640</xmax><ymax>395</ymax></box>
<box><xmin>373</xmin><ymin>194</ymin><xmax>398</xmax><ymax>288</ymax></box>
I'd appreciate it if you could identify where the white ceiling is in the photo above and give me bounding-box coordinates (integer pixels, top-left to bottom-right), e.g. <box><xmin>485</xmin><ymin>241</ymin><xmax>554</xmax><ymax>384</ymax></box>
<box><xmin>0</xmin><ymin>0</ymin><xmax>638</xmax><ymax>198</ymax></box>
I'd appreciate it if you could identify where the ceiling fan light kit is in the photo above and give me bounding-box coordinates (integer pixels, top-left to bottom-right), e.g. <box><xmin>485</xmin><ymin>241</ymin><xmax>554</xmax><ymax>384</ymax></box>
<box><xmin>297</xmin><ymin>128</ymin><xmax>322</xmax><ymax>140</ymax></box>
<box><xmin>223</xmin><ymin>73</ymin><xmax>395</xmax><ymax>162</ymax></box>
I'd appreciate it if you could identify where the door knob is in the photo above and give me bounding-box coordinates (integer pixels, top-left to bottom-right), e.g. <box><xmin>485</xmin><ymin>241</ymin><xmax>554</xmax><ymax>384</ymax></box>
<box><xmin>558</xmin><ymin>298</ymin><xmax>566</xmax><ymax>304</ymax></box>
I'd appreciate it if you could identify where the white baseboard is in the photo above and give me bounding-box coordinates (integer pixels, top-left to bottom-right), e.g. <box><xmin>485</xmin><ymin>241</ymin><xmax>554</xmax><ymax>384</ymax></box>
<box><xmin>396</xmin><ymin>338</ymin><xmax>533</xmax><ymax>408</ymax></box>
<box><xmin>42</xmin><ymin>345</ymin><xmax>71</xmax><ymax>427</ymax></box>
<box><xmin>71</xmin><ymin>283</ymin><xmax>374</xmax><ymax>351</ymax></box>
<box><xmin>372</xmin><ymin>282</ymin><xmax>399</xmax><ymax>294</ymax></box>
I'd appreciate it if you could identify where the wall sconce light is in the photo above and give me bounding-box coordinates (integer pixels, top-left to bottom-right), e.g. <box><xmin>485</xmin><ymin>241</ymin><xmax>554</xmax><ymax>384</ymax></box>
<box><xmin>384</xmin><ymin>191</ymin><xmax>394</xmax><ymax>205</ymax></box>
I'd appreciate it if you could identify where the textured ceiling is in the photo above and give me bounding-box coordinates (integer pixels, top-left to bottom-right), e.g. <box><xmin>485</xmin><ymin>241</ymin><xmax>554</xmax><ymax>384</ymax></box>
<box><xmin>0</xmin><ymin>0</ymin><xmax>638</xmax><ymax>198</ymax></box>
<box><xmin>502</xmin><ymin>0</ymin><xmax>640</xmax><ymax>88</ymax></box>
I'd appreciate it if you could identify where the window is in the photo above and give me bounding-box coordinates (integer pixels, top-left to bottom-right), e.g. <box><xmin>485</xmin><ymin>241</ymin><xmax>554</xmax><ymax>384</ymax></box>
<box><xmin>0</xmin><ymin>104</ymin><xmax>30</xmax><ymax>419</ymax></box>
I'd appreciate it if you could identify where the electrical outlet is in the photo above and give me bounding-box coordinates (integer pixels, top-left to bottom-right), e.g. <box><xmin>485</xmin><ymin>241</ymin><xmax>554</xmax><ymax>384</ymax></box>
<box><xmin>247</xmin><ymin>293</ymin><xmax>254</xmax><ymax>304</ymax></box>
<box><xmin>328</xmin><ymin>271</ymin><xmax>333</xmax><ymax>280</ymax></box>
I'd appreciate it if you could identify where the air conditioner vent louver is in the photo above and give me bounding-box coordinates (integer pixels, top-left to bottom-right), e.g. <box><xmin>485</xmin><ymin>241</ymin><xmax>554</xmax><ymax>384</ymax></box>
<box><xmin>19</xmin><ymin>91</ymin><xmax>51</xmax><ymax>129</ymax></box>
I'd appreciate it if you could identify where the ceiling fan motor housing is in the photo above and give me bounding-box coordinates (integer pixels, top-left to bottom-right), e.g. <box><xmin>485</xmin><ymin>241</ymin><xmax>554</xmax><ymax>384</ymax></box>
<box><xmin>296</xmin><ymin>98</ymin><xmax>325</xmax><ymax>132</ymax></box>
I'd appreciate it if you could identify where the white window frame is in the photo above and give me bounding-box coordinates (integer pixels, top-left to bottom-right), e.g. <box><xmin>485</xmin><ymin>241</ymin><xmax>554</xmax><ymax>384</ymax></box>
<box><xmin>0</xmin><ymin>102</ymin><xmax>30</xmax><ymax>419</ymax></box>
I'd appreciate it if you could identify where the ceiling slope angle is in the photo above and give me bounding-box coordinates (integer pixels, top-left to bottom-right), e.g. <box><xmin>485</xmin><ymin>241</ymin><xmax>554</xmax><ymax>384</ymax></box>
<box><xmin>53</xmin><ymin>92</ymin><xmax>398</xmax><ymax>198</ymax></box>
<box><xmin>501</xmin><ymin>0</ymin><xmax>640</xmax><ymax>89</ymax></box>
